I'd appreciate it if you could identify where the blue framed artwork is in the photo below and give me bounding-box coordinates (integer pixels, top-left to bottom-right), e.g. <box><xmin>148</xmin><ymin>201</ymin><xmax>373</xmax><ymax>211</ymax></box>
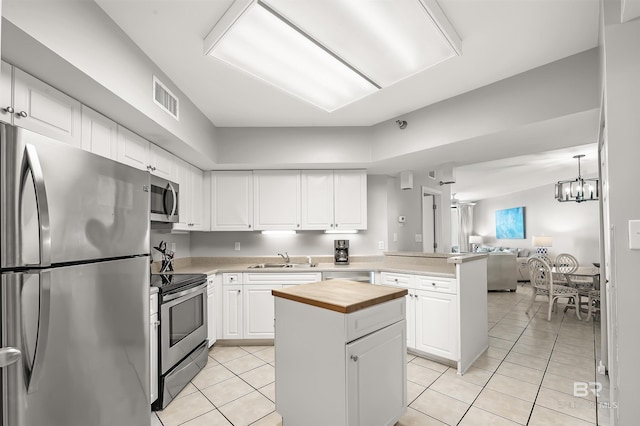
<box><xmin>495</xmin><ymin>207</ymin><xmax>525</xmax><ymax>239</ymax></box>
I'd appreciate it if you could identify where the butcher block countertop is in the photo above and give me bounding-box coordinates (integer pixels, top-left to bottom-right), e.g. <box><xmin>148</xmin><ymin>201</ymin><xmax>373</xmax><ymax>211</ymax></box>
<box><xmin>272</xmin><ymin>279</ymin><xmax>408</xmax><ymax>314</ymax></box>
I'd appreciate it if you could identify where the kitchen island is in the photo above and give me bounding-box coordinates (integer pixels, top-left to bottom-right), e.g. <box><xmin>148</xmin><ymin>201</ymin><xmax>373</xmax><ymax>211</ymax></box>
<box><xmin>272</xmin><ymin>280</ymin><xmax>408</xmax><ymax>426</ymax></box>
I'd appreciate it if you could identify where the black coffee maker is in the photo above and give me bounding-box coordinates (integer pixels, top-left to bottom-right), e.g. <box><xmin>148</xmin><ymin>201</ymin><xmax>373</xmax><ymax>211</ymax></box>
<box><xmin>334</xmin><ymin>240</ymin><xmax>349</xmax><ymax>265</ymax></box>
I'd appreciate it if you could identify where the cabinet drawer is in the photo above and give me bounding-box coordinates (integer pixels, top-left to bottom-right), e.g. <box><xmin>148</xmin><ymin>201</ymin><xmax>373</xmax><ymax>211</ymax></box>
<box><xmin>414</xmin><ymin>275</ymin><xmax>456</xmax><ymax>294</ymax></box>
<box><xmin>243</xmin><ymin>272</ymin><xmax>321</xmax><ymax>285</ymax></box>
<box><xmin>346</xmin><ymin>297</ymin><xmax>405</xmax><ymax>342</ymax></box>
<box><xmin>223</xmin><ymin>273</ymin><xmax>241</xmax><ymax>285</ymax></box>
<box><xmin>379</xmin><ymin>272</ymin><xmax>413</xmax><ymax>288</ymax></box>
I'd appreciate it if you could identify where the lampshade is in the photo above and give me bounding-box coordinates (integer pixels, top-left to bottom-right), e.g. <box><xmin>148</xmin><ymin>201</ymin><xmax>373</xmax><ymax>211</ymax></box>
<box><xmin>469</xmin><ymin>236</ymin><xmax>483</xmax><ymax>244</ymax></box>
<box><xmin>532</xmin><ymin>236</ymin><xmax>553</xmax><ymax>247</ymax></box>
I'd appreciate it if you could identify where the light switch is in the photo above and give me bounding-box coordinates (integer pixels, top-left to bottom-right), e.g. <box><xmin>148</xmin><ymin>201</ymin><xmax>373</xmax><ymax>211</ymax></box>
<box><xmin>234</xmin><ymin>242</ymin><xmax>241</xmax><ymax>251</ymax></box>
<box><xmin>415</xmin><ymin>234</ymin><xmax>423</xmax><ymax>243</ymax></box>
<box><xmin>629</xmin><ymin>220</ymin><xmax>640</xmax><ymax>249</ymax></box>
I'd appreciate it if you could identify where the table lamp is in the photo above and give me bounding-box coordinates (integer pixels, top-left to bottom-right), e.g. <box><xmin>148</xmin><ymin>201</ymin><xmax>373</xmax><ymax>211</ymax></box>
<box><xmin>532</xmin><ymin>235</ymin><xmax>553</xmax><ymax>258</ymax></box>
<box><xmin>469</xmin><ymin>235</ymin><xmax>483</xmax><ymax>252</ymax></box>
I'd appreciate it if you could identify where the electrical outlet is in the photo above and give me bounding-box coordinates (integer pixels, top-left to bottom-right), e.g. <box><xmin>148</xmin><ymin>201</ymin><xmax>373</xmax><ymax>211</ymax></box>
<box><xmin>234</xmin><ymin>242</ymin><xmax>241</xmax><ymax>251</ymax></box>
<box><xmin>393</xmin><ymin>233</ymin><xmax>397</xmax><ymax>242</ymax></box>
<box><xmin>415</xmin><ymin>234</ymin><xmax>423</xmax><ymax>243</ymax></box>
<box><xmin>378</xmin><ymin>240</ymin><xmax>385</xmax><ymax>250</ymax></box>
<box><xmin>171</xmin><ymin>243</ymin><xmax>176</xmax><ymax>253</ymax></box>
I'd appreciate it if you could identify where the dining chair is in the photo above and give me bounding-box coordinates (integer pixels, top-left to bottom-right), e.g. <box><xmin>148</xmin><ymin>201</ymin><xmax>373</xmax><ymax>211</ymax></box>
<box><xmin>526</xmin><ymin>257</ymin><xmax>582</xmax><ymax>321</ymax></box>
<box><xmin>587</xmin><ymin>289</ymin><xmax>601</xmax><ymax>321</ymax></box>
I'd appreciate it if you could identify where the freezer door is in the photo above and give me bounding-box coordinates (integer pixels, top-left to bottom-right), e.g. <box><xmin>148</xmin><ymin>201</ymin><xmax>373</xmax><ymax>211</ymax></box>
<box><xmin>0</xmin><ymin>257</ymin><xmax>150</xmax><ymax>426</ymax></box>
<box><xmin>0</xmin><ymin>123</ymin><xmax>150</xmax><ymax>268</ymax></box>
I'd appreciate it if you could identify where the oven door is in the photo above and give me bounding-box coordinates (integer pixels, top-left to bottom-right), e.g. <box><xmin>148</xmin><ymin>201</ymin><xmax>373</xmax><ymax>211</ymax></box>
<box><xmin>160</xmin><ymin>283</ymin><xmax>207</xmax><ymax>374</ymax></box>
<box><xmin>150</xmin><ymin>175</ymin><xmax>179</xmax><ymax>223</ymax></box>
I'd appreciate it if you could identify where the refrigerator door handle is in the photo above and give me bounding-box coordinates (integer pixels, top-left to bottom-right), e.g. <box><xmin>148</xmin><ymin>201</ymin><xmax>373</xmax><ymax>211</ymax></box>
<box><xmin>24</xmin><ymin>271</ymin><xmax>51</xmax><ymax>394</ymax></box>
<box><xmin>0</xmin><ymin>347</ymin><xmax>21</xmax><ymax>367</ymax></box>
<box><xmin>21</xmin><ymin>144</ymin><xmax>52</xmax><ymax>267</ymax></box>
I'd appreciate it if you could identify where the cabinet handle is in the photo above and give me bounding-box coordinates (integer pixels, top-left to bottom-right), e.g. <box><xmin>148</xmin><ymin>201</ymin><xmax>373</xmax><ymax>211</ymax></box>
<box><xmin>248</xmin><ymin>224</ymin><xmax>252</xmax><ymax>228</ymax></box>
<box><xmin>432</xmin><ymin>282</ymin><xmax>436</xmax><ymax>286</ymax></box>
<box><xmin>297</xmin><ymin>224</ymin><xmax>300</xmax><ymax>228</ymax></box>
<box><xmin>17</xmin><ymin>111</ymin><xmax>27</xmax><ymax>118</ymax></box>
<box><xmin>350</xmin><ymin>355</ymin><xmax>358</xmax><ymax>362</ymax></box>
<box><xmin>237</xmin><ymin>289</ymin><xmax>241</xmax><ymax>294</ymax></box>
<box><xmin>4</xmin><ymin>106</ymin><xmax>14</xmax><ymax>114</ymax></box>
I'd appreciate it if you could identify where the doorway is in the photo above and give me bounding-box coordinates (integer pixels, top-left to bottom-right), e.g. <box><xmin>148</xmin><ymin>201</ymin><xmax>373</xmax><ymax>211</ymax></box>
<box><xmin>421</xmin><ymin>187</ymin><xmax>442</xmax><ymax>253</ymax></box>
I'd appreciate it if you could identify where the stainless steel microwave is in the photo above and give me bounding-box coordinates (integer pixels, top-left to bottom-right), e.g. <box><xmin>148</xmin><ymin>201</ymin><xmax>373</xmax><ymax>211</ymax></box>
<box><xmin>150</xmin><ymin>175</ymin><xmax>179</xmax><ymax>223</ymax></box>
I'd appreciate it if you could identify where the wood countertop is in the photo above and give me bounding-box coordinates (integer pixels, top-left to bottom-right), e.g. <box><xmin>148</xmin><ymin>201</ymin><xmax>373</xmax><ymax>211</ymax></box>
<box><xmin>272</xmin><ymin>279</ymin><xmax>408</xmax><ymax>314</ymax></box>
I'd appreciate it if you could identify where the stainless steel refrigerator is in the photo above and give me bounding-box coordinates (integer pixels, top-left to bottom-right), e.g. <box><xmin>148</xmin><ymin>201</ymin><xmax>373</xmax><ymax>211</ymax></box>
<box><xmin>0</xmin><ymin>123</ymin><xmax>151</xmax><ymax>426</ymax></box>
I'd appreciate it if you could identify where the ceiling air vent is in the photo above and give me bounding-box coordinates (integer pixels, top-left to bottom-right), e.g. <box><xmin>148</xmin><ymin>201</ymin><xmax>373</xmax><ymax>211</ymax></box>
<box><xmin>153</xmin><ymin>76</ymin><xmax>179</xmax><ymax>120</ymax></box>
<box><xmin>427</xmin><ymin>170</ymin><xmax>437</xmax><ymax>180</ymax></box>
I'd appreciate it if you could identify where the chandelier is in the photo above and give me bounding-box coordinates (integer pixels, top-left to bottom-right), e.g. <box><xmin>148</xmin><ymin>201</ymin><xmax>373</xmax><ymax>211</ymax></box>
<box><xmin>555</xmin><ymin>155</ymin><xmax>599</xmax><ymax>203</ymax></box>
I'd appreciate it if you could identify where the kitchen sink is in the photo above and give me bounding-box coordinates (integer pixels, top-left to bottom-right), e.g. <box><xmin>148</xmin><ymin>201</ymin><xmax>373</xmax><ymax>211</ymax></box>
<box><xmin>248</xmin><ymin>263</ymin><xmax>317</xmax><ymax>268</ymax></box>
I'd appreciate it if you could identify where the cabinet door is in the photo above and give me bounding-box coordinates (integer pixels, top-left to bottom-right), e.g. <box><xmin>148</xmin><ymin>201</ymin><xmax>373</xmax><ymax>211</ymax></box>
<box><xmin>13</xmin><ymin>67</ymin><xmax>82</xmax><ymax>147</ymax></box>
<box><xmin>149</xmin><ymin>144</ymin><xmax>174</xmax><ymax>180</ymax></box>
<box><xmin>81</xmin><ymin>105</ymin><xmax>118</xmax><ymax>160</ymax></box>
<box><xmin>253</xmin><ymin>170</ymin><xmax>301</xmax><ymax>230</ymax></box>
<box><xmin>0</xmin><ymin>61</ymin><xmax>13</xmax><ymax>124</ymax></box>
<box><xmin>207</xmin><ymin>276</ymin><xmax>216</xmax><ymax>347</ymax></box>
<box><xmin>334</xmin><ymin>170</ymin><xmax>367</xmax><ymax>230</ymax></box>
<box><xmin>407</xmin><ymin>292</ymin><xmax>416</xmax><ymax>349</ymax></box>
<box><xmin>244</xmin><ymin>284</ymin><xmax>281</xmax><ymax>339</ymax></box>
<box><xmin>415</xmin><ymin>290</ymin><xmax>458</xmax><ymax>360</ymax></box>
<box><xmin>301</xmin><ymin>170</ymin><xmax>334</xmax><ymax>230</ymax></box>
<box><xmin>222</xmin><ymin>285</ymin><xmax>243</xmax><ymax>339</ymax></box>
<box><xmin>173</xmin><ymin>159</ymin><xmax>192</xmax><ymax>231</ymax></box>
<box><xmin>117</xmin><ymin>125</ymin><xmax>150</xmax><ymax>171</ymax></box>
<box><xmin>211</xmin><ymin>171</ymin><xmax>254</xmax><ymax>231</ymax></box>
<box><xmin>190</xmin><ymin>165</ymin><xmax>204</xmax><ymax>230</ymax></box>
<box><xmin>150</xmin><ymin>311</ymin><xmax>158</xmax><ymax>403</ymax></box>
<box><xmin>346</xmin><ymin>320</ymin><xmax>406</xmax><ymax>426</ymax></box>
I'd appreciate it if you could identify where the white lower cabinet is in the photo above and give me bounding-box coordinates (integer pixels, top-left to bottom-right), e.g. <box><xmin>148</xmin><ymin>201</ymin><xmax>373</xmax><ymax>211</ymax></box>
<box><xmin>207</xmin><ymin>275</ymin><xmax>216</xmax><ymax>347</ymax></box>
<box><xmin>346</xmin><ymin>321</ymin><xmax>406</xmax><ymax>426</ymax></box>
<box><xmin>380</xmin><ymin>272</ymin><xmax>459</xmax><ymax>362</ymax></box>
<box><xmin>221</xmin><ymin>272</ymin><xmax>321</xmax><ymax>340</ymax></box>
<box><xmin>414</xmin><ymin>290</ymin><xmax>457</xmax><ymax>359</ymax></box>
<box><xmin>150</xmin><ymin>291</ymin><xmax>159</xmax><ymax>404</ymax></box>
<box><xmin>244</xmin><ymin>284</ymin><xmax>281</xmax><ymax>339</ymax></box>
<box><xmin>222</xmin><ymin>284</ymin><xmax>243</xmax><ymax>339</ymax></box>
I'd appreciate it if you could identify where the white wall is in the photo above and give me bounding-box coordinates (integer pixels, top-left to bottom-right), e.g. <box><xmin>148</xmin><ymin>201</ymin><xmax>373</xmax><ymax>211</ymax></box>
<box><xmin>190</xmin><ymin>175</ymin><xmax>390</xmax><ymax>257</ymax></box>
<box><xmin>473</xmin><ymin>184</ymin><xmax>600</xmax><ymax>264</ymax></box>
<box><xmin>602</xmin><ymin>7</ymin><xmax>640</xmax><ymax>424</ymax></box>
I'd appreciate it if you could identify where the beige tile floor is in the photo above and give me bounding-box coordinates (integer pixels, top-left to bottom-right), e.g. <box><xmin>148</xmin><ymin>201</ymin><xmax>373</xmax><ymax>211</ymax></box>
<box><xmin>152</xmin><ymin>284</ymin><xmax>601</xmax><ymax>426</ymax></box>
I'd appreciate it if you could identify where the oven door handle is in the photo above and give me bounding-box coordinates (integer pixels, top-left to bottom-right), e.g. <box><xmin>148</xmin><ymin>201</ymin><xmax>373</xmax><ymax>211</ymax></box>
<box><xmin>162</xmin><ymin>283</ymin><xmax>207</xmax><ymax>302</ymax></box>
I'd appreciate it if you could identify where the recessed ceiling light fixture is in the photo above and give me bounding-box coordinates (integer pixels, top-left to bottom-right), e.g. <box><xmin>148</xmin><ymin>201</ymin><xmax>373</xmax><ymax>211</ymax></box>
<box><xmin>204</xmin><ymin>0</ymin><xmax>460</xmax><ymax>112</ymax></box>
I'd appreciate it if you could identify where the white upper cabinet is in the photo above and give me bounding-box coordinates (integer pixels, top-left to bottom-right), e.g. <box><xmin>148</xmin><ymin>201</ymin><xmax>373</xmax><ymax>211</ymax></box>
<box><xmin>175</xmin><ymin>160</ymin><xmax>206</xmax><ymax>231</ymax></box>
<box><xmin>210</xmin><ymin>171</ymin><xmax>254</xmax><ymax>231</ymax></box>
<box><xmin>148</xmin><ymin>144</ymin><xmax>174</xmax><ymax>180</ymax></box>
<box><xmin>301</xmin><ymin>170</ymin><xmax>335</xmax><ymax>230</ymax></box>
<box><xmin>117</xmin><ymin>125</ymin><xmax>150</xmax><ymax>171</ymax></box>
<box><xmin>3</xmin><ymin>64</ymin><xmax>82</xmax><ymax>148</ymax></box>
<box><xmin>334</xmin><ymin>170</ymin><xmax>367</xmax><ymax>230</ymax></box>
<box><xmin>253</xmin><ymin>170</ymin><xmax>301</xmax><ymax>230</ymax></box>
<box><xmin>81</xmin><ymin>106</ymin><xmax>118</xmax><ymax>160</ymax></box>
<box><xmin>301</xmin><ymin>169</ymin><xmax>367</xmax><ymax>230</ymax></box>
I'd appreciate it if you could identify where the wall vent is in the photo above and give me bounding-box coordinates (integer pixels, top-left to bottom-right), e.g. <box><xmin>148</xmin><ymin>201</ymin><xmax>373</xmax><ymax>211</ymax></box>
<box><xmin>427</xmin><ymin>170</ymin><xmax>436</xmax><ymax>180</ymax></box>
<box><xmin>153</xmin><ymin>76</ymin><xmax>179</xmax><ymax>120</ymax></box>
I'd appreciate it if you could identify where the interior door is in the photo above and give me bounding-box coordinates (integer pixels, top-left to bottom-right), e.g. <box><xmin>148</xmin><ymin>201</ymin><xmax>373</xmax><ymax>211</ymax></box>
<box><xmin>422</xmin><ymin>192</ymin><xmax>436</xmax><ymax>253</ymax></box>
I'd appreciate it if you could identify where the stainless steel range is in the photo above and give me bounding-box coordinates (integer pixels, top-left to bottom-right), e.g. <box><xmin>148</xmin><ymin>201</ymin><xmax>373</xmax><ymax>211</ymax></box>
<box><xmin>151</xmin><ymin>273</ymin><xmax>208</xmax><ymax>410</ymax></box>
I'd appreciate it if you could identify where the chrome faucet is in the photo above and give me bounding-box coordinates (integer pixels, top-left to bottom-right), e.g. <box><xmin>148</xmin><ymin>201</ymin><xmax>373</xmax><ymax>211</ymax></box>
<box><xmin>278</xmin><ymin>252</ymin><xmax>290</xmax><ymax>263</ymax></box>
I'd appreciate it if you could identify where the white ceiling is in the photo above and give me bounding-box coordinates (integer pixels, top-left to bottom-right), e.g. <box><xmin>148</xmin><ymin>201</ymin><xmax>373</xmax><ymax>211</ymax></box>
<box><xmin>92</xmin><ymin>0</ymin><xmax>602</xmax><ymax>200</ymax></box>
<box><xmin>95</xmin><ymin>0</ymin><xmax>600</xmax><ymax>128</ymax></box>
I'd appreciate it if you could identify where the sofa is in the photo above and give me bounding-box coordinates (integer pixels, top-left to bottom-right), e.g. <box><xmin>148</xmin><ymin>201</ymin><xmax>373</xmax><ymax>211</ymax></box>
<box><xmin>487</xmin><ymin>252</ymin><xmax>518</xmax><ymax>291</ymax></box>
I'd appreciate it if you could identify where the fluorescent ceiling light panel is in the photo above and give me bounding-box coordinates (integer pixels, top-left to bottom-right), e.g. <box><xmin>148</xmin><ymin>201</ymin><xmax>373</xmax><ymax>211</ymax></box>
<box><xmin>204</xmin><ymin>0</ymin><xmax>460</xmax><ymax>111</ymax></box>
<box><xmin>265</xmin><ymin>0</ymin><xmax>461</xmax><ymax>87</ymax></box>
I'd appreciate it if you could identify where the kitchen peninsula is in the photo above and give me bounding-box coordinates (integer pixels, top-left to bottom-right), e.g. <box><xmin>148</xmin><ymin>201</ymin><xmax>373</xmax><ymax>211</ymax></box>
<box><xmin>158</xmin><ymin>252</ymin><xmax>488</xmax><ymax>375</ymax></box>
<box><xmin>272</xmin><ymin>280</ymin><xmax>408</xmax><ymax>426</ymax></box>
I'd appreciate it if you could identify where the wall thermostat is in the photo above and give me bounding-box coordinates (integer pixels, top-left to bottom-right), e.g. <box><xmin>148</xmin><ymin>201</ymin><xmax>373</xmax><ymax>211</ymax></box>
<box><xmin>398</xmin><ymin>216</ymin><xmax>406</xmax><ymax>223</ymax></box>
